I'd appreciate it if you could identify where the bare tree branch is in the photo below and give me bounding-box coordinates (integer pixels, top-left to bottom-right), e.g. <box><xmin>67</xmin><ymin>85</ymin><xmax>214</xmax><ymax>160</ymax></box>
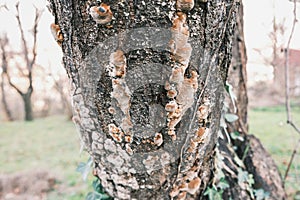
<box><xmin>0</xmin><ymin>37</ymin><xmax>24</xmax><ymax>96</ymax></box>
<box><xmin>4</xmin><ymin>51</ymin><xmax>28</xmax><ymax>77</ymax></box>
<box><xmin>50</xmin><ymin>72</ymin><xmax>73</xmax><ymax>118</ymax></box>
<box><xmin>283</xmin><ymin>0</ymin><xmax>300</xmax><ymax>183</ymax></box>
<box><xmin>26</xmin><ymin>6</ymin><xmax>42</xmax><ymax>93</ymax></box>
<box><xmin>30</xmin><ymin>6</ymin><xmax>43</xmax><ymax>69</ymax></box>
<box><xmin>284</xmin><ymin>139</ymin><xmax>300</xmax><ymax>181</ymax></box>
<box><xmin>0</xmin><ymin>2</ymin><xmax>42</xmax><ymax>121</ymax></box>
<box><xmin>14</xmin><ymin>2</ymin><xmax>42</xmax><ymax>94</ymax></box>
<box><xmin>284</xmin><ymin>0</ymin><xmax>299</xmax><ymax>133</ymax></box>
<box><xmin>0</xmin><ymin>35</ymin><xmax>8</xmax><ymax>72</ymax></box>
<box><xmin>0</xmin><ymin>4</ymin><xmax>8</xmax><ymax>11</ymax></box>
<box><xmin>5</xmin><ymin>72</ymin><xmax>24</xmax><ymax>96</ymax></box>
<box><xmin>15</xmin><ymin>2</ymin><xmax>30</xmax><ymax>70</ymax></box>
<box><xmin>253</xmin><ymin>48</ymin><xmax>273</xmax><ymax>65</ymax></box>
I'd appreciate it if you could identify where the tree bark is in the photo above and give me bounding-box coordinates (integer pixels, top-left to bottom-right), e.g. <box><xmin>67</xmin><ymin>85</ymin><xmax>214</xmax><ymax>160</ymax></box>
<box><xmin>0</xmin><ymin>75</ymin><xmax>14</xmax><ymax>121</ymax></box>
<box><xmin>223</xmin><ymin>2</ymin><xmax>286</xmax><ymax>199</ymax></box>
<box><xmin>22</xmin><ymin>90</ymin><xmax>33</xmax><ymax>121</ymax></box>
<box><xmin>47</xmin><ymin>0</ymin><xmax>270</xmax><ymax>199</ymax></box>
<box><xmin>228</xmin><ymin>0</ymin><xmax>248</xmax><ymax>133</ymax></box>
<box><xmin>0</xmin><ymin>37</ymin><xmax>14</xmax><ymax>121</ymax></box>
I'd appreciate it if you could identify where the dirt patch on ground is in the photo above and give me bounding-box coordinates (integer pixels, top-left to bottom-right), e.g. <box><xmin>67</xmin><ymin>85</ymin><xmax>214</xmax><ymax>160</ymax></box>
<box><xmin>0</xmin><ymin>170</ymin><xmax>58</xmax><ymax>200</ymax></box>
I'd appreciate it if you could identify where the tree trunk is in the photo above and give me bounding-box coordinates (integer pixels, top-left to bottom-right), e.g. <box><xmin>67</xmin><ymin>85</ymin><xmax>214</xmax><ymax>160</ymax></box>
<box><xmin>0</xmin><ymin>76</ymin><xmax>14</xmax><ymax>121</ymax></box>
<box><xmin>48</xmin><ymin>0</ymin><xmax>285</xmax><ymax>199</ymax></box>
<box><xmin>0</xmin><ymin>4</ymin><xmax>40</xmax><ymax>122</ymax></box>
<box><xmin>22</xmin><ymin>90</ymin><xmax>33</xmax><ymax>121</ymax></box>
<box><xmin>223</xmin><ymin>2</ymin><xmax>286</xmax><ymax>199</ymax></box>
<box><xmin>228</xmin><ymin>0</ymin><xmax>248</xmax><ymax>133</ymax></box>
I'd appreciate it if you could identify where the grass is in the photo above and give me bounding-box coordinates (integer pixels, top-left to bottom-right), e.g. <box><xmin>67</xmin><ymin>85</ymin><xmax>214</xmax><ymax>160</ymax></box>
<box><xmin>0</xmin><ymin>115</ymin><xmax>90</xmax><ymax>199</ymax></box>
<box><xmin>249</xmin><ymin>105</ymin><xmax>300</xmax><ymax>198</ymax></box>
<box><xmin>0</xmin><ymin>106</ymin><xmax>299</xmax><ymax>199</ymax></box>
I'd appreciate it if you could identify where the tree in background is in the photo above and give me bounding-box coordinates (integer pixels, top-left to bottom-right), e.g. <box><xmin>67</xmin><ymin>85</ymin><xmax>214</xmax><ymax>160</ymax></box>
<box><xmin>48</xmin><ymin>0</ymin><xmax>285</xmax><ymax>199</ymax></box>
<box><xmin>0</xmin><ymin>3</ymin><xmax>42</xmax><ymax>121</ymax></box>
<box><xmin>254</xmin><ymin>16</ymin><xmax>286</xmax><ymax>98</ymax></box>
<box><xmin>269</xmin><ymin>16</ymin><xmax>286</xmax><ymax>89</ymax></box>
<box><xmin>52</xmin><ymin>76</ymin><xmax>73</xmax><ymax>119</ymax></box>
<box><xmin>254</xmin><ymin>1</ymin><xmax>300</xmax><ymax>100</ymax></box>
<box><xmin>40</xmin><ymin>64</ymin><xmax>73</xmax><ymax>119</ymax></box>
<box><xmin>0</xmin><ymin>34</ymin><xmax>14</xmax><ymax>121</ymax></box>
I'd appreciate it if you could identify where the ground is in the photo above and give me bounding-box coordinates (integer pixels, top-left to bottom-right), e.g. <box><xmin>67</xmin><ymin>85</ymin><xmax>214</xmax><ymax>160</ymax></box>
<box><xmin>0</xmin><ymin>116</ymin><xmax>90</xmax><ymax>200</ymax></box>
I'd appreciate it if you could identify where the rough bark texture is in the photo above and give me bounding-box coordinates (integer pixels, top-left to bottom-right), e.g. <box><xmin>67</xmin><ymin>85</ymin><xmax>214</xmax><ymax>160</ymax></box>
<box><xmin>48</xmin><ymin>0</ymin><xmax>241</xmax><ymax>199</ymax></box>
<box><xmin>243</xmin><ymin>135</ymin><xmax>286</xmax><ymax>199</ymax></box>
<box><xmin>227</xmin><ymin>1</ymin><xmax>248</xmax><ymax>133</ymax></box>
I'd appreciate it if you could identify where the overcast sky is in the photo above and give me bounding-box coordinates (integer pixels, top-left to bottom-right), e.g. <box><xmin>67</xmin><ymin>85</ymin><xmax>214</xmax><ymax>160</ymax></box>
<box><xmin>0</xmin><ymin>0</ymin><xmax>299</xmax><ymax>82</ymax></box>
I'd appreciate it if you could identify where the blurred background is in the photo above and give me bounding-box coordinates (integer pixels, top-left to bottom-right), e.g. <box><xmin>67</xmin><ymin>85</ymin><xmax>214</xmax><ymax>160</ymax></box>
<box><xmin>0</xmin><ymin>0</ymin><xmax>299</xmax><ymax>199</ymax></box>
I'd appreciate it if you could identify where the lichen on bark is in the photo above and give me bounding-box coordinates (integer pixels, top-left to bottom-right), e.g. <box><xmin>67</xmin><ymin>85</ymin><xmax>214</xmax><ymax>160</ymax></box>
<box><xmin>48</xmin><ymin>0</ymin><xmax>242</xmax><ymax>199</ymax></box>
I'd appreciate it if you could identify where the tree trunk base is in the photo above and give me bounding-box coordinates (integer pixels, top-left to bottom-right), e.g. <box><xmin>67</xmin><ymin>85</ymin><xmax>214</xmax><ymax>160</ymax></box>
<box><xmin>215</xmin><ymin>134</ymin><xmax>286</xmax><ymax>200</ymax></box>
<box><xmin>243</xmin><ymin>135</ymin><xmax>286</xmax><ymax>200</ymax></box>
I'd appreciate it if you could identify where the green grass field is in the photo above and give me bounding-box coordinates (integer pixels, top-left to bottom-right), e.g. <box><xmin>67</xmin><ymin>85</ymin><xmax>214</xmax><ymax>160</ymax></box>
<box><xmin>249</xmin><ymin>106</ymin><xmax>300</xmax><ymax>198</ymax></box>
<box><xmin>0</xmin><ymin>115</ymin><xmax>90</xmax><ymax>199</ymax></box>
<box><xmin>0</xmin><ymin>106</ymin><xmax>299</xmax><ymax>199</ymax></box>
